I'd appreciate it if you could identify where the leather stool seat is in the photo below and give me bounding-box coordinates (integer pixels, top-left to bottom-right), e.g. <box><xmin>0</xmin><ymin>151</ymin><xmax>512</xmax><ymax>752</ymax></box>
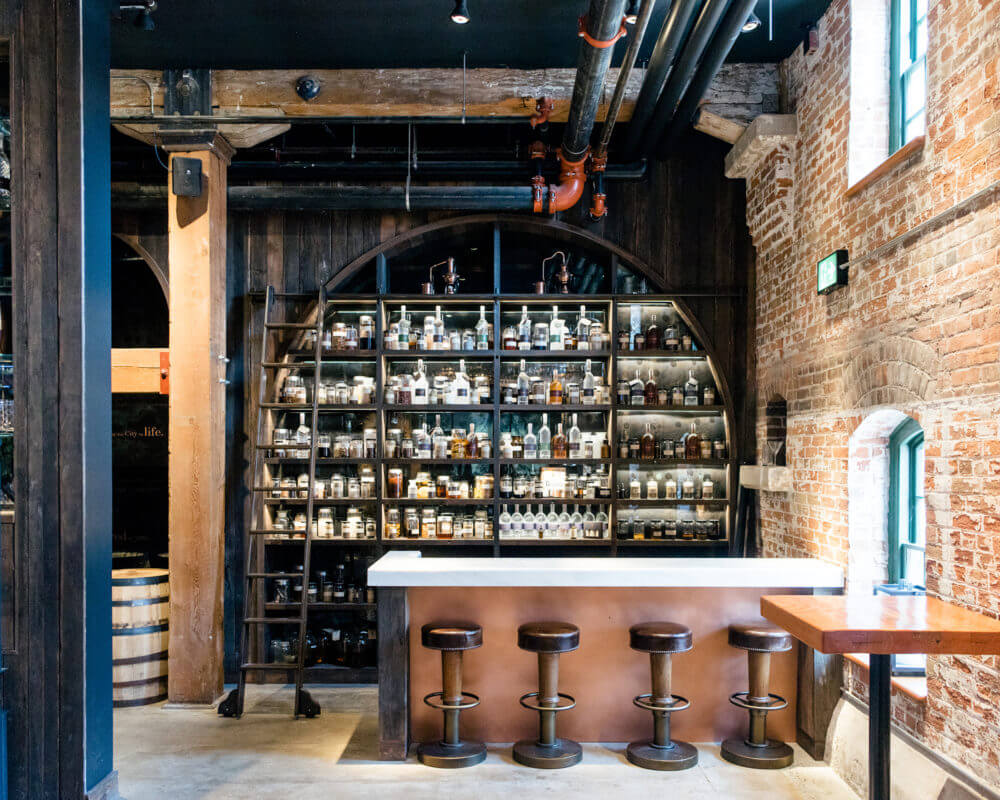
<box><xmin>630</xmin><ymin>622</ymin><xmax>693</xmax><ymax>654</ymax></box>
<box><xmin>518</xmin><ymin>621</ymin><xmax>580</xmax><ymax>653</ymax></box>
<box><xmin>422</xmin><ymin>622</ymin><xmax>483</xmax><ymax>651</ymax></box>
<box><xmin>728</xmin><ymin>622</ymin><xmax>792</xmax><ymax>653</ymax></box>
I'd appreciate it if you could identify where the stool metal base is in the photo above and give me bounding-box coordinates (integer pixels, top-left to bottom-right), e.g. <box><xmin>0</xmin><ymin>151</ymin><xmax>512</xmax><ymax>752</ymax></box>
<box><xmin>512</xmin><ymin>738</ymin><xmax>582</xmax><ymax>769</ymax></box>
<box><xmin>626</xmin><ymin>739</ymin><xmax>698</xmax><ymax>771</ymax></box>
<box><xmin>720</xmin><ymin>737</ymin><xmax>794</xmax><ymax>769</ymax></box>
<box><xmin>418</xmin><ymin>739</ymin><xmax>487</xmax><ymax>769</ymax></box>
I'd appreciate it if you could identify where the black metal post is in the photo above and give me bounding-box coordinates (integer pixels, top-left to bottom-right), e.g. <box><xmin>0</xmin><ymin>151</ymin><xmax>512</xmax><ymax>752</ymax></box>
<box><xmin>868</xmin><ymin>654</ymin><xmax>892</xmax><ymax>800</ymax></box>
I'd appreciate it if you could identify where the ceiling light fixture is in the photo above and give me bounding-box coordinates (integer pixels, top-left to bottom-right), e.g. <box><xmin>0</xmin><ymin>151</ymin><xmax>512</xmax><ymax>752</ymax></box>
<box><xmin>450</xmin><ymin>0</ymin><xmax>470</xmax><ymax>24</ymax></box>
<box><xmin>624</xmin><ymin>0</ymin><xmax>641</xmax><ymax>24</ymax></box>
<box><xmin>742</xmin><ymin>11</ymin><xmax>761</xmax><ymax>32</ymax></box>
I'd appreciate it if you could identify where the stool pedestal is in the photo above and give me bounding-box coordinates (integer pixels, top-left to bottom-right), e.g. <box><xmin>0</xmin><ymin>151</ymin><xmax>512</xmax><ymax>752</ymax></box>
<box><xmin>721</xmin><ymin>623</ymin><xmax>794</xmax><ymax>770</ymax></box>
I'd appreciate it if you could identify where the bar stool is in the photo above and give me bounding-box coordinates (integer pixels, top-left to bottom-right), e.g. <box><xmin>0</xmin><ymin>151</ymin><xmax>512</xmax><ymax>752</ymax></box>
<box><xmin>513</xmin><ymin>621</ymin><xmax>581</xmax><ymax>769</ymax></box>
<box><xmin>626</xmin><ymin>622</ymin><xmax>698</xmax><ymax>771</ymax></box>
<box><xmin>721</xmin><ymin>621</ymin><xmax>794</xmax><ymax>769</ymax></box>
<box><xmin>418</xmin><ymin>622</ymin><xmax>486</xmax><ymax>768</ymax></box>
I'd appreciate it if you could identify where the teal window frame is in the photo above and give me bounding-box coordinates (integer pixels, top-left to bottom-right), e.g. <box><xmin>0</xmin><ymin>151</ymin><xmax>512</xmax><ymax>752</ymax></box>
<box><xmin>888</xmin><ymin>417</ymin><xmax>925</xmax><ymax>586</ymax></box>
<box><xmin>889</xmin><ymin>0</ymin><xmax>928</xmax><ymax>152</ymax></box>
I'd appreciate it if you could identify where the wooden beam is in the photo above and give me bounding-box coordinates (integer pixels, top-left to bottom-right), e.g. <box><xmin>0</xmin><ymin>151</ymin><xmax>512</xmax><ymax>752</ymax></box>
<box><xmin>694</xmin><ymin>108</ymin><xmax>746</xmax><ymax>145</ymax></box>
<box><xmin>111</xmin><ymin>348</ymin><xmax>166</xmax><ymax>393</ymax></box>
<box><xmin>111</xmin><ymin>68</ymin><xmax>644</xmax><ymax>122</ymax></box>
<box><xmin>167</xmin><ymin>133</ymin><xmax>232</xmax><ymax>705</ymax></box>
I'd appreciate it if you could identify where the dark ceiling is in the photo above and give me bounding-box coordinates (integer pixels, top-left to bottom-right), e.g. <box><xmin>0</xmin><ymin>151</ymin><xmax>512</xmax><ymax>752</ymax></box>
<box><xmin>111</xmin><ymin>0</ymin><xmax>833</xmax><ymax>70</ymax></box>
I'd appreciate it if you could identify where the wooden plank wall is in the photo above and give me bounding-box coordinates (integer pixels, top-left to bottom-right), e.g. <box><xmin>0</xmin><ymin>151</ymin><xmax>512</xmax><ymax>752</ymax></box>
<box><xmin>113</xmin><ymin>132</ymin><xmax>756</xmax><ymax>680</ymax></box>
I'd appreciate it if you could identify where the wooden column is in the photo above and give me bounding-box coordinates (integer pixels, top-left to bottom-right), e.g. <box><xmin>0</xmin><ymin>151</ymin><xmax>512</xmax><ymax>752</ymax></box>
<box><xmin>164</xmin><ymin>133</ymin><xmax>233</xmax><ymax>704</ymax></box>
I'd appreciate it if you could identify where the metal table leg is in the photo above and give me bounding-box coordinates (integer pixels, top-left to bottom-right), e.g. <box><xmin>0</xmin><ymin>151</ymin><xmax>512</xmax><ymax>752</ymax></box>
<box><xmin>868</xmin><ymin>654</ymin><xmax>891</xmax><ymax>800</ymax></box>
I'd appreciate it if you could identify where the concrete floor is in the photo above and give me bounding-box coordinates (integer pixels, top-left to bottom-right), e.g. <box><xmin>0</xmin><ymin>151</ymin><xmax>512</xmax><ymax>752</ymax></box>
<box><xmin>115</xmin><ymin>685</ymin><xmax>860</xmax><ymax>800</ymax></box>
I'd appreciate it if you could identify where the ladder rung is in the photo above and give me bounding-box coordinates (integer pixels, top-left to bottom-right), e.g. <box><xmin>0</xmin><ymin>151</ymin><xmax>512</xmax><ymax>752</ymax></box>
<box><xmin>261</xmin><ymin>362</ymin><xmax>316</xmax><ymax>368</ymax></box>
<box><xmin>244</xmin><ymin>616</ymin><xmax>303</xmax><ymax>625</ymax></box>
<box><xmin>248</xmin><ymin>529</ymin><xmax>306</xmax><ymax>536</ymax></box>
<box><xmin>241</xmin><ymin>662</ymin><xmax>298</xmax><ymax>671</ymax></box>
<box><xmin>273</xmin><ymin>292</ymin><xmax>317</xmax><ymax>299</ymax></box>
<box><xmin>247</xmin><ymin>572</ymin><xmax>304</xmax><ymax>579</ymax></box>
<box><xmin>265</xmin><ymin>322</ymin><xmax>318</xmax><ymax>330</ymax></box>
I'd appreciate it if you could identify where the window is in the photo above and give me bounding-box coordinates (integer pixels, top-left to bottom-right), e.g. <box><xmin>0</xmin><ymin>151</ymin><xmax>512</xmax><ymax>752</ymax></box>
<box><xmin>890</xmin><ymin>0</ymin><xmax>928</xmax><ymax>151</ymax></box>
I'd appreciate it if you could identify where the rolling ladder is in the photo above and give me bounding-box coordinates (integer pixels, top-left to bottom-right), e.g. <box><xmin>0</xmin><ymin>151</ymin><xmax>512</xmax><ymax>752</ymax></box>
<box><xmin>220</xmin><ymin>286</ymin><xmax>327</xmax><ymax>719</ymax></box>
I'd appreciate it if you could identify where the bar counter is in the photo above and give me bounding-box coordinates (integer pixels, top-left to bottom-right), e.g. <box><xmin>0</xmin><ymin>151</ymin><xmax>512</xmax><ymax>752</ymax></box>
<box><xmin>368</xmin><ymin>552</ymin><xmax>844</xmax><ymax>759</ymax></box>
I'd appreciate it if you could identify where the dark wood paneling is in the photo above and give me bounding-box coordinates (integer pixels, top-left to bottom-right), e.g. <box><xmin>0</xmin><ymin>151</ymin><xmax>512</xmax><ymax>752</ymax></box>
<box><xmin>376</xmin><ymin>587</ymin><xmax>409</xmax><ymax>759</ymax></box>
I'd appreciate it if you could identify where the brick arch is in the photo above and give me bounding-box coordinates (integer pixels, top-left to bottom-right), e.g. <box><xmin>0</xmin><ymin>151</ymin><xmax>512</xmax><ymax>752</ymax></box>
<box><xmin>844</xmin><ymin>337</ymin><xmax>939</xmax><ymax>410</ymax></box>
<box><xmin>759</xmin><ymin>360</ymin><xmax>796</xmax><ymax>411</ymax></box>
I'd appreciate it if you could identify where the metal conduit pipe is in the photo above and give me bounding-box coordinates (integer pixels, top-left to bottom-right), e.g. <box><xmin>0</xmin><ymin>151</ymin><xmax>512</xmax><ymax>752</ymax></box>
<box><xmin>620</xmin><ymin>0</ymin><xmax>704</xmax><ymax>160</ymax></box>
<box><xmin>218</xmin><ymin>160</ymin><xmax>648</xmax><ymax>180</ymax></box>
<box><xmin>638</xmin><ymin>0</ymin><xmax>732</xmax><ymax>157</ymax></box>
<box><xmin>656</xmin><ymin>0</ymin><xmax>760</xmax><ymax>156</ymax></box>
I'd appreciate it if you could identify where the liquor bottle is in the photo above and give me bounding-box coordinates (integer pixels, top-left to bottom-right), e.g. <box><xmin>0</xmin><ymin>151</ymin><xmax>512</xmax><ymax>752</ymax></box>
<box><xmin>664</xmin><ymin>320</ymin><xmax>680</xmax><ymax>351</ymax></box>
<box><xmin>617</xmin><ymin>328</ymin><xmax>630</xmax><ymax>353</ymax></box>
<box><xmin>560</xmin><ymin>505</ymin><xmax>573</xmax><ymax>538</ymax></box>
<box><xmin>522</xmin><ymin>506</ymin><xmax>536</xmax><ymax>537</ymax></box>
<box><xmin>397</xmin><ymin>305</ymin><xmax>410</xmax><ymax>350</ymax></box>
<box><xmin>466</xmin><ymin>423</ymin><xmax>479</xmax><ymax>458</ymax></box>
<box><xmin>582</xmin><ymin>359</ymin><xmax>596</xmax><ymax>406</ymax></box>
<box><xmin>510</xmin><ymin>504</ymin><xmax>524</xmax><ymax>535</ymax></box>
<box><xmin>524</xmin><ymin>423</ymin><xmax>538</xmax><ymax>459</ymax></box>
<box><xmin>576</xmin><ymin>305</ymin><xmax>590</xmax><ymax>351</ymax></box>
<box><xmin>618</xmin><ymin>423</ymin><xmax>630</xmax><ymax>459</ymax></box>
<box><xmin>431</xmin><ymin>413</ymin><xmax>444</xmax><ymax>441</ymax></box>
<box><xmin>545</xmin><ymin>506</ymin><xmax>559</xmax><ymax>538</ymax></box>
<box><xmin>644</xmin><ymin>369</ymin><xmax>658</xmax><ymax>406</ymax></box>
<box><xmin>333</xmin><ymin>564</ymin><xmax>346</xmax><ymax>600</ymax></box>
<box><xmin>548</xmin><ymin>369</ymin><xmax>563</xmax><ymax>405</ymax></box>
<box><xmin>518</xmin><ymin>305</ymin><xmax>532</xmax><ymax>350</ymax></box>
<box><xmin>684</xmin><ymin>423</ymin><xmax>701</xmax><ymax>460</ymax></box>
<box><xmin>549</xmin><ymin>306</ymin><xmax>564</xmax><ymax>351</ymax></box>
<box><xmin>517</xmin><ymin>359</ymin><xmax>530</xmax><ymax>405</ymax></box>
<box><xmin>703</xmin><ymin>383</ymin><xmax>716</xmax><ymax>406</ymax></box>
<box><xmin>645</xmin><ymin>312</ymin><xmax>660</xmax><ymax>350</ymax></box>
<box><xmin>641</xmin><ymin>423</ymin><xmax>656</xmax><ymax>460</ymax></box>
<box><xmin>684</xmin><ymin>369</ymin><xmax>699</xmax><ymax>406</ymax></box>
<box><xmin>498</xmin><ymin>505</ymin><xmax>512</xmax><ymax>538</ymax></box>
<box><xmin>568</xmin><ymin>413</ymin><xmax>581</xmax><ymax>458</ymax></box>
<box><xmin>616</xmin><ymin>376</ymin><xmax>630</xmax><ymax>405</ymax></box>
<box><xmin>646</xmin><ymin>476</ymin><xmax>659</xmax><ymax>500</ymax></box>
<box><xmin>476</xmin><ymin>305</ymin><xmax>490</xmax><ymax>350</ymax></box>
<box><xmin>630</xmin><ymin>368</ymin><xmax>645</xmax><ymax>406</ymax></box>
<box><xmin>500</xmin><ymin>471</ymin><xmax>513</xmax><ymax>498</ymax></box>
<box><xmin>412</xmin><ymin>359</ymin><xmax>429</xmax><ymax>405</ymax></box>
<box><xmin>433</xmin><ymin>305</ymin><xmax>445</xmax><ymax>350</ymax></box>
<box><xmin>595</xmin><ymin>507</ymin><xmax>609</xmax><ymax>539</ymax></box>
<box><xmin>538</xmin><ymin>413</ymin><xmax>552</xmax><ymax>458</ymax></box>
<box><xmin>295</xmin><ymin>412</ymin><xmax>311</xmax><ymax>446</ymax></box>
<box><xmin>449</xmin><ymin>359</ymin><xmax>471</xmax><ymax>405</ymax></box>
<box><xmin>552</xmin><ymin>423</ymin><xmax>568</xmax><ymax>458</ymax></box>
<box><xmin>701</xmin><ymin>474</ymin><xmax>715</xmax><ymax>499</ymax></box>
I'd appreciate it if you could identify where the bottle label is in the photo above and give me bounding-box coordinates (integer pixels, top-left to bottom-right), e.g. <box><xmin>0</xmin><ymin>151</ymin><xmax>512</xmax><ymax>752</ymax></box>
<box><xmin>583</xmin><ymin>388</ymin><xmax>595</xmax><ymax>402</ymax></box>
<box><xmin>550</xmin><ymin>390</ymin><xmax>563</xmax><ymax>403</ymax></box>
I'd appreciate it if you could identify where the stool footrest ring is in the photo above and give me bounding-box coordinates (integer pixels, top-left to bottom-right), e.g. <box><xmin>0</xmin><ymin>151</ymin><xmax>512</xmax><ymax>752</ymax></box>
<box><xmin>519</xmin><ymin>691</ymin><xmax>576</xmax><ymax>713</ymax></box>
<box><xmin>728</xmin><ymin>691</ymin><xmax>787</xmax><ymax>712</ymax></box>
<box><xmin>633</xmin><ymin>693</ymin><xmax>691</xmax><ymax>714</ymax></box>
<box><xmin>423</xmin><ymin>690</ymin><xmax>481</xmax><ymax>712</ymax></box>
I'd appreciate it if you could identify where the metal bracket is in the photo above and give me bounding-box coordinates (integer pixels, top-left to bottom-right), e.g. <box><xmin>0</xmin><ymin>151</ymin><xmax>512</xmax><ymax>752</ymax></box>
<box><xmin>163</xmin><ymin>68</ymin><xmax>212</xmax><ymax>117</ymax></box>
<box><xmin>159</xmin><ymin>351</ymin><xmax>169</xmax><ymax>395</ymax></box>
<box><xmin>171</xmin><ymin>157</ymin><xmax>202</xmax><ymax>197</ymax></box>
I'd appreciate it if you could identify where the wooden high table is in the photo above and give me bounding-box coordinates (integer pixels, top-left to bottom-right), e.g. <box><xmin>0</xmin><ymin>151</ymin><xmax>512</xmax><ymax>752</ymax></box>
<box><xmin>762</xmin><ymin>594</ymin><xmax>1000</xmax><ymax>800</ymax></box>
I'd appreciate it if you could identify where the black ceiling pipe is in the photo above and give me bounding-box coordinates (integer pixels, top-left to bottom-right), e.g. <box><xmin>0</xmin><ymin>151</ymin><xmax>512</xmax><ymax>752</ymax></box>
<box><xmin>637</xmin><ymin>0</ymin><xmax>732</xmax><ymax>156</ymax></box>
<box><xmin>562</xmin><ymin>0</ymin><xmax>630</xmax><ymax>161</ymax></box>
<box><xmin>657</xmin><ymin>0</ymin><xmax>759</xmax><ymax>156</ymax></box>
<box><xmin>620</xmin><ymin>0</ymin><xmax>703</xmax><ymax>160</ymax></box>
<box><xmin>224</xmin><ymin>160</ymin><xmax>648</xmax><ymax>180</ymax></box>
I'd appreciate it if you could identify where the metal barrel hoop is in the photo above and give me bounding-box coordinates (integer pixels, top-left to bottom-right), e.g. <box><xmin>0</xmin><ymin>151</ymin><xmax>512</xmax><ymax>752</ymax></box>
<box><xmin>518</xmin><ymin>690</ymin><xmax>577</xmax><ymax>713</ymax></box>
<box><xmin>422</xmin><ymin>690</ymin><xmax>482</xmax><ymax>712</ymax></box>
<box><xmin>633</xmin><ymin>692</ymin><xmax>691</xmax><ymax>714</ymax></box>
<box><xmin>728</xmin><ymin>691</ymin><xmax>788</xmax><ymax>712</ymax></box>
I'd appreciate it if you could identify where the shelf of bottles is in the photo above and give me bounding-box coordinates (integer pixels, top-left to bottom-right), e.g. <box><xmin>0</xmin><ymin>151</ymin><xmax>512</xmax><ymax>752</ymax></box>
<box><xmin>260</xmin><ymin>295</ymin><xmax>732</xmax><ymax>553</ymax></box>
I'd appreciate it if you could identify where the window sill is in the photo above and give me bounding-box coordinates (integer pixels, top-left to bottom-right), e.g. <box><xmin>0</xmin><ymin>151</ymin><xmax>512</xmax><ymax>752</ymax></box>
<box><xmin>845</xmin><ymin>136</ymin><xmax>925</xmax><ymax>198</ymax></box>
<box><xmin>845</xmin><ymin>652</ymin><xmax>928</xmax><ymax>702</ymax></box>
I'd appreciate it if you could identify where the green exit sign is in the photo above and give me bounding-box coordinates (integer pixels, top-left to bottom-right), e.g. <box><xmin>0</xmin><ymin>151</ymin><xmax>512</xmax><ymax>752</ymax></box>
<box><xmin>817</xmin><ymin>250</ymin><xmax>848</xmax><ymax>294</ymax></box>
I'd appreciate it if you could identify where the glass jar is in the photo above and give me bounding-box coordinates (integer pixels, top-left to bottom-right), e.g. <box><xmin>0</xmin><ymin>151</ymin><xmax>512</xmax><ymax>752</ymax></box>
<box><xmin>502</xmin><ymin>325</ymin><xmax>518</xmax><ymax>350</ymax></box>
<box><xmin>436</xmin><ymin>475</ymin><xmax>450</xmax><ymax>499</ymax></box>
<box><xmin>330</xmin><ymin>322</ymin><xmax>347</xmax><ymax>350</ymax></box>
<box><xmin>344</xmin><ymin>507</ymin><xmax>363</xmax><ymax>539</ymax></box>
<box><xmin>330</xmin><ymin>473</ymin><xmax>345</xmax><ymax>498</ymax></box>
<box><xmin>347</xmin><ymin>477</ymin><xmax>361</xmax><ymax>498</ymax></box>
<box><xmin>473</xmin><ymin>509</ymin><xmax>488</xmax><ymax>539</ymax></box>
<box><xmin>313</xmin><ymin>478</ymin><xmax>327</xmax><ymax>499</ymax></box>
<box><xmin>349</xmin><ymin>437</ymin><xmax>364</xmax><ymax>458</ymax></box>
<box><xmin>344</xmin><ymin>325</ymin><xmax>359</xmax><ymax>351</ymax></box>
<box><xmin>293</xmin><ymin>513</ymin><xmax>307</xmax><ymax>532</ymax></box>
<box><xmin>317</xmin><ymin>508</ymin><xmax>334</xmax><ymax>538</ymax></box>
<box><xmin>700</xmin><ymin>440</ymin><xmax>712</xmax><ymax>459</ymax></box>
<box><xmin>359</xmin><ymin>315</ymin><xmax>375</xmax><ymax>350</ymax></box>
<box><xmin>404</xmin><ymin>507</ymin><xmax>421</xmax><ymax>538</ymax></box>
<box><xmin>532</xmin><ymin>322</ymin><xmax>549</xmax><ymax>350</ymax></box>
<box><xmin>387</xmin><ymin>468</ymin><xmax>404</xmax><ymax>498</ymax></box>
<box><xmin>363</xmin><ymin>428</ymin><xmax>377</xmax><ymax>458</ymax></box>
<box><xmin>447</xmin><ymin>480</ymin><xmax>462</xmax><ymax>500</ymax></box>
<box><xmin>360</xmin><ymin>467</ymin><xmax>376</xmax><ymax>498</ymax></box>
<box><xmin>385</xmin><ymin>507</ymin><xmax>401</xmax><ymax>539</ymax></box>
<box><xmin>420</xmin><ymin>508</ymin><xmax>437</xmax><ymax>539</ymax></box>
<box><xmin>333</xmin><ymin>435</ymin><xmax>349</xmax><ymax>458</ymax></box>
<box><xmin>437</xmin><ymin>513</ymin><xmax>454</xmax><ymax>540</ymax></box>
<box><xmin>273</xmin><ymin>509</ymin><xmax>290</xmax><ymax>530</ymax></box>
<box><xmin>566</xmin><ymin>382</ymin><xmax>581</xmax><ymax>404</ymax></box>
<box><xmin>317</xmin><ymin>433</ymin><xmax>332</xmax><ymax>458</ymax></box>
<box><xmin>280</xmin><ymin>477</ymin><xmax>296</xmax><ymax>498</ymax></box>
<box><xmin>334</xmin><ymin>381</ymin><xmax>350</xmax><ymax>405</ymax></box>
<box><xmin>297</xmin><ymin>473</ymin><xmax>310</xmax><ymax>498</ymax></box>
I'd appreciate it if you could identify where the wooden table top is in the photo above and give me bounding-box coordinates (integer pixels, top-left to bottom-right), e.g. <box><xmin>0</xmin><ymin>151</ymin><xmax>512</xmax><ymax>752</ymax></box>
<box><xmin>761</xmin><ymin>594</ymin><xmax>1000</xmax><ymax>655</ymax></box>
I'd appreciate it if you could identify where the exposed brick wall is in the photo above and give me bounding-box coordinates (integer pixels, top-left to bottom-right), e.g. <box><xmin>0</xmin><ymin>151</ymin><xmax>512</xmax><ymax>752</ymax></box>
<box><xmin>743</xmin><ymin>0</ymin><xmax>1000</xmax><ymax>785</ymax></box>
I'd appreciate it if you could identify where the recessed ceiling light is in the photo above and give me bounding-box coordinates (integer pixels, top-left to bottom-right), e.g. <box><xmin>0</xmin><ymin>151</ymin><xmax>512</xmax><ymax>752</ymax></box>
<box><xmin>450</xmin><ymin>0</ymin><xmax>470</xmax><ymax>24</ymax></box>
<box><xmin>742</xmin><ymin>11</ymin><xmax>762</xmax><ymax>32</ymax></box>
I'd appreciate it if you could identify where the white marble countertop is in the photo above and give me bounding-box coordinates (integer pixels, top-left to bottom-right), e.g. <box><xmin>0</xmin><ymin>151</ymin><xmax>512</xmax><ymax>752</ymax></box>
<box><xmin>367</xmin><ymin>551</ymin><xmax>844</xmax><ymax>589</ymax></box>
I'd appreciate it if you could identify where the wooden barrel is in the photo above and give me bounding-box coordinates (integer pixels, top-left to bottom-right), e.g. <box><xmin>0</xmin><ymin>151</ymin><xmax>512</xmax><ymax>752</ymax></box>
<box><xmin>112</xmin><ymin>569</ymin><xmax>169</xmax><ymax>707</ymax></box>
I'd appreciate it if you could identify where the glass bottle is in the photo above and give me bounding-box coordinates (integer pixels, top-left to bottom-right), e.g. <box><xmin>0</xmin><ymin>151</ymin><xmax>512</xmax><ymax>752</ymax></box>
<box><xmin>517</xmin><ymin>359</ymin><xmax>531</xmax><ymax>405</ymax></box>
<box><xmin>618</xmin><ymin>423</ymin><xmax>630</xmax><ymax>459</ymax></box>
<box><xmin>576</xmin><ymin>305</ymin><xmax>590</xmax><ymax>351</ymax></box>
<box><xmin>538</xmin><ymin>413</ymin><xmax>552</xmax><ymax>458</ymax></box>
<box><xmin>500</xmin><ymin>471</ymin><xmax>513</xmax><ymax>498</ymax></box>
<box><xmin>397</xmin><ymin>305</ymin><xmax>410</xmax><ymax>350</ymax></box>
<box><xmin>630</xmin><ymin>473</ymin><xmax>642</xmax><ymax>499</ymax></box>
<box><xmin>664</xmin><ymin>320</ymin><xmax>679</xmax><ymax>351</ymax></box>
<box><xmin>568</xmin><ymin>413</ymin><xmax>581</xmax><ymax>458</ymax></box>
<box><xmin>641</xmin><ymin>423</ymin><xmax>656</xmax><ymax>460</ymax></box>
<box><xmin>616</xmin><ymin>376</ymin><xmax>630</xmax><ymax>405</ymax></box>
<box><xmin>549</xmin><ymin>306</ymin><xmax>564</xmax><ymax>351</ymax></box>
<box><xmin>582</xmin><ymin>359</ymin><xmax>596</xmax><ymax>406</ymax></box>
<box><xmin>524</xmin><ymin>423</ymin><xmax>538</xmax><ymax>459</ymax></box>
<box><xmin>552</xmin><ymin>423</ymin><xmax>568</xmax><ymax>458</ymax></box>
<box><xmin>645</xmin><ymin>312</ymin><xmax>660</xmax><ymax>350</ymax></box>
<box><xmin>684</xmin><ymin>423</ymin><xmax>701</xmax><ymax>460</ymax></box>
<box><xmin>476</xmin><ymin>305</ymin><xmax>490</xmax><ymax>350</ymax></box>
<box><xmin>532</xmin><ymin>321</ymin><xmax>549</xmax><ymax>351</ymax></box>
<box><xmin>664</xmin><ymin>473</ymin><xmax>678</xmax><ymax>499</ymax></box>
<box><xmin>560</xmin><ymin>505</ymin><xmax>573</xmax><ymax>538</ymax></box>
<box><xmin>644</xmin><ymin>369</ymin><xmax>658</xmax><ymax>406</ymax></box>
<box><xmin>518</xmin><ymin>305</ymin><xmax>532</xmax><ymax>350</ymax></box>
<box><xmin>548</xmin><ymin>369</ymin><xmax>563</xmax><ymax>405</ymax></box>
<box><xmin>451</xmin><ymin>429</ymin><xmax>468</xmax><ymax>459</ymax></box>
<box><xmin>510</xmin><ymin>505</ymin><xmax>524</xmax><ymax>536</ymax></box>
<box><xmin>431</xmin><ymin>414</ymin><xmax>444</xmax><ymax>441</ymax></box>
<box><xmin>413</xmin><ymin>359</ymin><xmax>428</xmax><ymax>405</ymax></box>
<box><xmin>450</xmin><ymin>359</ymin><xmax>471</xmax><ymax>405</ymax></box>
<box><xmin>433</xmin><ymin>305</ymin><xmax>445</xmax><ymax>350</ymax></box>
<box><xmin>701</xmin><ymin>474</ymin><xmax>715</xmax><ymax>499</ymax></box>
<box><xmin>423</xmin><ymin>312</ymin><xmax>436</xmax><ymax>351</ymax></box>
<box><xmin>595</xmin><ymin>507</ymin><xmax>609</xmax><ymax>540</ymax></box>
<box><xmin>503</xmin><ymin>325</ymin><xmax>518</xmax><ymax>350</ymax></box>
<box><xmin>617</xmin><ymin>328</ymin><xmax>630</xmax><ymax>353</ymax></box>
<box><xmin>703</xmin><ymin>383</ymin><xmax>716</xmax><ymax>406</ymax></box>
<box><xmin>295</xmin><ymin>412</ymin><xmax>311</xmax><ymax>446</ymax></box>
<box><xmin>498</xmin><ymin>505</ymin><xmax>512</xmax><ymax>538</ymax></box>
<box><xmin>630</xmin><ymin>368</ymin><xmax>645</xmax><ymax>406</ymax></box>
<box><xmin>646</xmin><ymin>476</ymin><xmax>659</xmax><ymax>500</ymax></box>
<box><xmin>684</xmin><ymin>369</ymin><xmax>699</xmax><ymax>406</ymax></box>
<box><xmin>466</xmin><ymin>423</ymin><xmax>479</xmax><ymax>458</ymax></box>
